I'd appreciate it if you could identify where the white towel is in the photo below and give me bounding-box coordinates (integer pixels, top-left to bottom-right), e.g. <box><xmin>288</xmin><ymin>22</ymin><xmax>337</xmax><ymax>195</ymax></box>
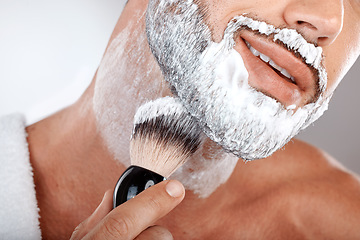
<box><xmin>0</xmin><ymin>114</ymin><xmax>41</xmax><ymax>239</ymax></box>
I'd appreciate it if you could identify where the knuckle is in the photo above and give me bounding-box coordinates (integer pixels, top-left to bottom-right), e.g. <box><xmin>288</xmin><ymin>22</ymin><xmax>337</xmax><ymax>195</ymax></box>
<box><xmin>74</xmin><ymin>223</ymin><xmax>83</xmax><ymax>233</ymax></box>
<box><xmin>101</xmin><ymin>215</ymin><xmax>134</xmax><ymax>239</ymax></box>
<box><xmin>69</xmin><ymin>226</ymin><xmax>81</xmax><ymax>240</ymax></box>
<box><xmin>70</xmin><ymin>221</ymin><xmax>87</xmax><ymax>240</ymax></box>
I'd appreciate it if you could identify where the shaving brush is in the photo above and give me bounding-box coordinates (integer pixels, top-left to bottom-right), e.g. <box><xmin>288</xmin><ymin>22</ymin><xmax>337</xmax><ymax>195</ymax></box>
<box><xmin>113</xmin><ymin>97</ymin><xmax>203</xmax><ymax>208</ymax></box>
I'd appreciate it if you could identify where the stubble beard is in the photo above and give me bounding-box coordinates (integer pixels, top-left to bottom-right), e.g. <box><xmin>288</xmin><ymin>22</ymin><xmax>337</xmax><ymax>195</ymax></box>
<box><xmin>146</xmin><ymin>0</ymin><xmax>330</xmax><ymax>161</ymax></box>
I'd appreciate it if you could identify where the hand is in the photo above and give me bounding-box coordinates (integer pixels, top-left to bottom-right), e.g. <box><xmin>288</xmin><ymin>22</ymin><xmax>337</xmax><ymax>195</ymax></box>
<box><xmin>70</xmin><ymin>180</ymin><xmax>185</xmax><ymax>240</ymax></box>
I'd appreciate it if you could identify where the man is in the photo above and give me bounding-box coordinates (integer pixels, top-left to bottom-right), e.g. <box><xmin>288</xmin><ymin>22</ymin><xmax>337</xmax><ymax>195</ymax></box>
<box><xmin>2</xmin><ymin>0</ymin><xmax>360</xmax><ymax>239</ymax></box>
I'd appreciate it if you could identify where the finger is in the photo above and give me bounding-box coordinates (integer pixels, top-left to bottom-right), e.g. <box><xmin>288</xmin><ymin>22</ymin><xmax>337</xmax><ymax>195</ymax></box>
<box><xmin>70</xmin><ymin>190</ymin><xmax>113</xmax><ymax>240</ymax></box>
<box><xmin>88</xmin><ymin>180</ymin><xmax>185</xmax><ymax>240</ymax></box>
<box><xmin>134</xmin><ymin>225</ymin><xmax>173</xmax><ymax>240</ymax></box>
<box><xmin>86</xmin><ymin>190</ymin><xmax>114</xmax><ymax>229</ymax></box>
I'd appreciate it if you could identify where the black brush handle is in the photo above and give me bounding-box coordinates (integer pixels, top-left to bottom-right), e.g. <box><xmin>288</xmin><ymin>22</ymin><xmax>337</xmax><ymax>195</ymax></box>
<box><xmin>113</xmin><ymin>165</ymin><xmax>166</xmax><ymax>208</ymax></box>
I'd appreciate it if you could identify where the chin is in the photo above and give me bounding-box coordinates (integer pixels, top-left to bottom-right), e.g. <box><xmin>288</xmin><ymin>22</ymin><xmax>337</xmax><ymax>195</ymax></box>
<box><xmin>146</xmin><ymin>0</ymin><xmax>331</xmax><ymax>160</ymax></box>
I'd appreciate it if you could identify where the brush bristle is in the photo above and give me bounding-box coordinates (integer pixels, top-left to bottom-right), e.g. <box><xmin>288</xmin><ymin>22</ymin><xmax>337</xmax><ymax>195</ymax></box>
<box><xmin>130</xmin><ymin>97</ymin><xmax>203</xmax><ymax>178</ymax></box>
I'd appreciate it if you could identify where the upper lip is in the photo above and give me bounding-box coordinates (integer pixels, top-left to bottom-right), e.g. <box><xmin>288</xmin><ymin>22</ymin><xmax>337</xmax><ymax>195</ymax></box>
<box><xmin>234</xmin><ymin>30</ymin><xmax>320</xmax><ymax>107</ymax></box>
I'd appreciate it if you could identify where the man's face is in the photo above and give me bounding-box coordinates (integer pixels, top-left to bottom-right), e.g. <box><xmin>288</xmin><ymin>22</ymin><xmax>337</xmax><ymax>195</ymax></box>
<box><xmin>146</xmin><ymin>0</ymin><xmax>360</xmax><ymax>160</ymax></box>
<box><xmin>201</xmin><ymin>0</ymin><xmax>360</xmax><ymax>98</ymax></box>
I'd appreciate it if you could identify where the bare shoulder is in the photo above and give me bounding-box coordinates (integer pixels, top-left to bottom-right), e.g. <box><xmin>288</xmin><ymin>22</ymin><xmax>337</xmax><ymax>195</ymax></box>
<box><xmin>282</xmin><ymin>139</ymin><xmax>360</xmax><ymax>239</ymax></box>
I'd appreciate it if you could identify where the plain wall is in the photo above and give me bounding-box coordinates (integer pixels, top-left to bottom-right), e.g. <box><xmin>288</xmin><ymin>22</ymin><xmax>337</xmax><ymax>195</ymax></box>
<box><xmin>0</xmin><ymin>1</ymin><xmax>359</xmax><ymax>174</ymax></box>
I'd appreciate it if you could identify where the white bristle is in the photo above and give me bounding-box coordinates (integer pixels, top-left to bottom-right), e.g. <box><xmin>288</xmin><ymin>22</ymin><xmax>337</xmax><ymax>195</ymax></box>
<box><xmin>130</xmin><ymin>97</ymin><xmax>203</xmax><ymax>178</ymax></box>
<box><xmin>133</xmin><ymin>96</ymin><xmax>185</xmax><ymax>126</ymax></box>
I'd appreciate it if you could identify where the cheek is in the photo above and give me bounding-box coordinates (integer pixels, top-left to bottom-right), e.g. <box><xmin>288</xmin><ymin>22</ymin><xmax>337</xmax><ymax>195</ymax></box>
<box><xmin>323</xmin><ymin>1</ymin><xmax>360</xmax><ymax>95</ymax></box>
<box><xmin>200</xmin><ymin>0</ymin><xmax>231</xmax><ymax>41</ymax></box>
<box><xmin>200</xmin><ymin>0</ymin><xmax>261</xmax><ymax>42</ymax></box>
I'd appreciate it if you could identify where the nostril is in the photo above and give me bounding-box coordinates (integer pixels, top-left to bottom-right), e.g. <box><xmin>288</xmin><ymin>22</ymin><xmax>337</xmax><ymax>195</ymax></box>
<box><xmin>283</xmin><ymin>0</ymin><xmax>343</xmax><ymax>46</ymax></box>
<box><xmin>317</xmin><ymin>36</ymin><xmax>330</xmax><ymax>45</ymax></box>
<box><xmin>296</xmin><ymin>20</ymin><xmax>317</xmax><ymax>30</ymax></box>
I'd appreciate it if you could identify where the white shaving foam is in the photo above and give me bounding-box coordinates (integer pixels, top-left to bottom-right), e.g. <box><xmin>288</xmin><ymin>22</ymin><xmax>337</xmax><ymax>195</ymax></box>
<box><xmin>134</xmin><ymin>96</ymin><xmax>185</xmax><ymax>125</ymax></box>
<box><xmin>93</xmin><ymin>0</ymin><xmax>332</xmax><ymax>198</ymax></box>
<box><xmin>146</xmin><ymin>0</ymin><xmax>331</xmax><ymax>161</ymax></box>
<box><xmin>93</xmin><ymin>10</ymin><xmax>167</xmax><ymax>167</ymax></box>
<box><xmin>93</xmin><ymin>8</ymin><xmax>236</xmax><ymax>198</ymax></box>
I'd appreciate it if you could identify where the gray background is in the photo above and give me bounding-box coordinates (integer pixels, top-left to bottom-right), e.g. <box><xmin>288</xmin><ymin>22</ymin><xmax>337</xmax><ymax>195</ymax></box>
<box><xmin>297</xmin><ymin>61</ymin><xmax>360</xmax><ymax>174</ymax></box>
<box><xmin>0</xmin><ymin>1</ymin><xmax>359</xmax><ymax>174</ymax></box>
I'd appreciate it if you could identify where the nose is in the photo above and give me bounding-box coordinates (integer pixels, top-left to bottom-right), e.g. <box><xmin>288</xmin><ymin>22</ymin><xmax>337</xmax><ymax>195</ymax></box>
<box><xmin>283</xmin><ymin>0</ymin><xmax>344</xmax><ymax>46</ymax></box>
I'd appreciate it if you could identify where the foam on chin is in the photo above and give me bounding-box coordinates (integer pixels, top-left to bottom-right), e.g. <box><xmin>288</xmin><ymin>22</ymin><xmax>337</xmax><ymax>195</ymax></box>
<box><xmin>194</xmin><ymin>38</ymin><xmax>329</xmax><ymax>160</ymax></box>
<box><xmin>146</xmin><ymin>0</ymin><xmax>330</xmax><ymax>160</ymax></box>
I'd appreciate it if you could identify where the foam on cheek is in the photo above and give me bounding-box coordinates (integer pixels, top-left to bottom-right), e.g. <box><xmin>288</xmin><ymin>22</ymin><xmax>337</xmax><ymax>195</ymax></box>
<box><xmin>200</xmin><ymin>37</ymin><xmax>251</xmax><ymax>106</ymax></box>
<box><xmin>93</xmin><ymin>14</ymin><xmax>166</xmax><ymax>167</ymax></box>
<box><xmin>215</xmin><ymin>49</ymin><xmax>250</xmax><ymax>90</ymax></box>
<box><xmin>93</xmin><ymin>28</ymin><xmax>133</xmax><ymax>167</ymax></box>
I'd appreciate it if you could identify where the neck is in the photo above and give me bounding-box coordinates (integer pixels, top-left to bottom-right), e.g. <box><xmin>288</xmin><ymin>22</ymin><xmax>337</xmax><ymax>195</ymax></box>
<box><xmin>26</xmin><ymin>0</ymin><xmax>239</xmax><ymax>238</ymax></box>
<box><xmin>27</xmin><ymin>87</ymin><xmax>126</xmax><ymax>238</ymax></box>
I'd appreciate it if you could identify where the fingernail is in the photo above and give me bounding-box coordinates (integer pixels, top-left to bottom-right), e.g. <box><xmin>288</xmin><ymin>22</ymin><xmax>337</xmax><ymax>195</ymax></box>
<box><xmin>166</xmin><ymin>180</ymin><xmax>184</xmax><ymax>198</ymax></box>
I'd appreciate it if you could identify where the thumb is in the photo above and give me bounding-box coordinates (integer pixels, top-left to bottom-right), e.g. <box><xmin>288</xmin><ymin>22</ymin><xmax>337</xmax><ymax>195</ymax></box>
<box><xmin>87</xmin><ymin>180</ymin><xmax>185</xmax><ymax>239</ymax></box>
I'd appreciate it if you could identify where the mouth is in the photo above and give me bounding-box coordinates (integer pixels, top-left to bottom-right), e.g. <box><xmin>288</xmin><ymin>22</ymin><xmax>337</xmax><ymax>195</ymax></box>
<box><xmin>234</xmin><ymin>30</ymin><xmax>320</xmax><ymax>108</ymax></box>
<box><xmin>245</xmin><ymin>41</ymin><xmax>295</xmax><ymax>83</ymax></box>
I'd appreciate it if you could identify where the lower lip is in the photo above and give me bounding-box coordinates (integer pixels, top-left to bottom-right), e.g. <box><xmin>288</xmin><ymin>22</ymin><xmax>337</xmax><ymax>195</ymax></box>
<box><xmin>234</xmin><ymin>38</ymin><xmax>304</xmax><ymax>107</ymax></box>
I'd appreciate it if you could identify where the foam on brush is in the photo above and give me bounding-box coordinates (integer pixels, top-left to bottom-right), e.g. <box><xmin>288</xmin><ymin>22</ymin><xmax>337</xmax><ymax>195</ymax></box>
<box><xmin>130</xmin><ymin>96</ymin><xmax>203</xmax><ymax>178</ymax></box>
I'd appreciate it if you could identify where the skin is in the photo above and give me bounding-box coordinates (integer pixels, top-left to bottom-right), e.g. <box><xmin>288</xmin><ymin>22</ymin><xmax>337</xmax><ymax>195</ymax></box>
<box><xmin>26</xmin><ymin>0</ymin><xmax>360</xmax><ymax>239</ymax></box>
<box><xmin>70</xmin><ymin>181</ymin><xmax>185</xmax><ymax>239</ymax></box>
